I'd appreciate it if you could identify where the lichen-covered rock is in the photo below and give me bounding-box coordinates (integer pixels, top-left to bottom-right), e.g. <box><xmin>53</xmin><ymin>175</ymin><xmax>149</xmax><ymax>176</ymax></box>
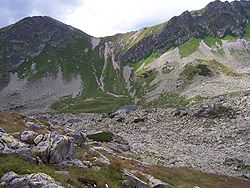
<box><xmin>0</xmin><ymin>171</ymin><xmax>64</xmax><ymax>188</ymax></box>
<box><xmin>34</xmin><ymin>134</ymin><xmax>44</xmax><ymax>145</ymax></box>
<box><xmin>0</xmin><ymin>131</ymin><xmax>35</xmax><ymax>161</ymax></box>
<box><xmin>34</xmin><ymin>132</ymin><xmax>76</xmax><ymax>164</ymax></box>
<box><xmin>0</xmin><ymin>131</ymin><xmax>27</xmax><ymax>151</ymax></box>
<box><xmin>20</xmin><ymin>130</ymin><xmax>37</xmax><ymax>143</ymax></box>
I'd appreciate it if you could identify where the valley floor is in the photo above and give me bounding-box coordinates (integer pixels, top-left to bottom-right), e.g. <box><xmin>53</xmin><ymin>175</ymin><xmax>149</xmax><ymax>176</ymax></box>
<box><xmin>44</xmin><ymin>94</ymin><xmax>250</xmax><ymax>178</ymax></box>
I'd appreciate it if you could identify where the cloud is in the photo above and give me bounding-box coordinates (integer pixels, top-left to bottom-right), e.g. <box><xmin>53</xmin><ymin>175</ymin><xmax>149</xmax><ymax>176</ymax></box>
<box><xmin>65</xmin><ymin>0</ymin><xmax>232</xmax><ymax>37</ymax></box>
<box><xmin>0</xmin><ymin>0</ymin><xmax>82</xmax><ymax>27</ymax></box>
<box><xmin>0</xmin><ymin>0</ymin><xmax>233</xmax><ymax>37</ymax></box>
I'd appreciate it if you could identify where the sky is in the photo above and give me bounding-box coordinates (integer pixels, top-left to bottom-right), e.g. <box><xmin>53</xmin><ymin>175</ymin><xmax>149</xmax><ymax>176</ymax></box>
<box><xmin>0</xmin><ymin>0</ymin><xmax>232</xmax><ymax>37</ymax></box>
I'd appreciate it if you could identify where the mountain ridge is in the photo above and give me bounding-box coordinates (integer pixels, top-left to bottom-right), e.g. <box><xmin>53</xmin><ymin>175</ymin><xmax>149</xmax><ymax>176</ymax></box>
<box><xmin>0</xmin><ymin>0</ymin><xmax>250</xmax><ymax>113</ymax></box>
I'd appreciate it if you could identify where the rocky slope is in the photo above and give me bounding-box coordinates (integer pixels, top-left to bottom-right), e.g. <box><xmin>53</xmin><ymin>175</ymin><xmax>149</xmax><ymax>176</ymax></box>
<box><xmin>120</xmin><ymin>0</ymin><xmax>250</xmax><ymax>62</ymax></box>
<box><xmin>0</xmin><ymin>0</ymin><xmax>250</xmax><ymax>113</ymax></box>
<box><xmin>0</xmin><ymin>106</ymin><xmax>249</xmax><ymax>187</ymax></box>
<box><xmin>44</xmin><ymin>92</ymin><xmax>250</xmax><ymax>178</ymax></box>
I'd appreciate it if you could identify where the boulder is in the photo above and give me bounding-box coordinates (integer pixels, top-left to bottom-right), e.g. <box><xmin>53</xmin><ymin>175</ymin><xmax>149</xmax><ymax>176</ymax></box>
<box><xmin>109</xmin><ymin>135</ymin><xmax>130</xmax><ymax>152</ymax></box>
<box><xmin>34</xmin><ymin>134</ymin><xmax>44</xmax><ymax>145</ymax></box>
<box><xmin>0</xmin><ymin>131</ymin><xmax>27</xmax><ymax>151</ymax></box>
<box><xmin>60</xmin><ymin>159</ymin><xmax>87</xmax><ymax>168</ymax></box>
<box><xmin>66</xmin><ymin>130</ymin><xmax>86</xmax><ymax>147</ymax></box>
<box><xmin>26</xmin><ymin>121</ymin><xmax>45</xmax><ymax>130</ymax></box>
<box><xmin>34</xmin><ymin>132</ymin><xmax>76</xmax><ymax>164</ymax></box>
<box><xmin>20</xmin><ymin>130</ymin><xmax>37</xmax><ymax>143</ymax></box>
<box><xmin>0</xmin><ymin>171</ymin><xmax>64</xmax><ymax>188</ymax></box>
<box><xmin>147</xmin><ymin>174</ymin><xmax>167</xmax><ymax>188</ymax></box>
<box><xmin>123</xmin><ymin>169</ymin><xmax>167</xmax><ymax>188</ymax></box>
<box><xmin>94</xmin><ymin>153</ymin><xmax>110</xmax><ymax>164</ymax></box>
<box><xmin>123</xmin><ymin>169</ymin><xmax>147</xmax><ymax>188</ymax></box>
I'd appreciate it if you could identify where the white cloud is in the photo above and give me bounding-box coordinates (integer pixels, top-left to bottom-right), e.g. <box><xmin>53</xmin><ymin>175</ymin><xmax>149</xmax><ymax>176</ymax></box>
<box><xmin>65</xmin><ymin>0</ymin><xmax>231</xmax><ymax>37</ymax></box>
<box><xmin>0</xmin><ymin>0</ymin><xmax>233</xmax><ymax>37</ymax></box>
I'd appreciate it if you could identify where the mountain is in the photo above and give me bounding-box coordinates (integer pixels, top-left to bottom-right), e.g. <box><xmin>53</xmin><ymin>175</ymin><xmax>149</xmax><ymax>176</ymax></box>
<box><xmin>0</xmin><ymin>0</ymin><xmax>250</xmax><ymax>113</ymax></box>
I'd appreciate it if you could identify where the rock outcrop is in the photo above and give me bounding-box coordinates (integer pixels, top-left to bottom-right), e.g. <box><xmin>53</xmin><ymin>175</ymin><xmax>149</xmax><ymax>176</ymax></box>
<box><xmin>121</xmin><ymin>0</ymin><xmax>250</xmax><ymax>62</ymax></box>
<box><xmin>0</xmin><ymin>171</ymin><xmax>64</xmax><ymax>188</ymax></box>
<box><xmin>34</xmin><ymin>132</ymin><xmax>76</xmax><ymax>164</ymax></box>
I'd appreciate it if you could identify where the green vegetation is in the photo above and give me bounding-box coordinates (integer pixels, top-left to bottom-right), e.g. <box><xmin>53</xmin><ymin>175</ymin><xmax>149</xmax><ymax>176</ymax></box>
<box><xmin>230</xmin><ymin>48</ymin><xmax>250</xmax><ymax>57</ymax></box>
<box><xmin>86</xmin><ymin>132</ymin><xmax>113</xmax><ymax>142</ymax></box>
<box><xmin>162</xmin><ymin>66</ymin><xmax>173</xmax><ymax>74</ymax></box>
<box><xmin>178</xmin><ymin>37</ymin><xmax>201</xmax><ymax>58</ymax></box>
<box><xmin>103</xmin><ymin>59</ymin><xmax>128</xmax><ymax>95</ymax></box>
<box><xmin>177</xmin><ymin>34</ymin><xmax>236</xmax><ymax>58</ymax></box>
<box><xmin>0</xmin><ymin>40</ymin><xmax>9</xmax><ymax>87</ymax></box>
<box><xmin>133</xmin><ymin>69</ymin><xmax>158</xmax><ymax>101</ymax></box>
<box><xmin>0</xmin><ymin>155</ymin><xmax>124</xmax><ymax>188</ymax></box>
<box><xmin>122</xmin><ymin>23</ymin><xmax>165</xmax><ymax>53</ymax></box>
<box><xmin>147</xmin><ymin>92</ymin><xmax>189</xmax><ymax>108</ymax></box>
<box><xmin>202</xmin><ymin>36</ymin><xmax>222</xmax><ymax>47</ymax></box>
<box><xmin>129</xmin><ymin>51</ymin><xmax>159</xmax><ymax>74</ymax></box>
<box><xmin>179</xmin><ymin>63</ymin><xmax>212</xmax><ymax>89</ymax></box>
<box><xmin>244</xmin><ymin>22</ymin><xmax>250</xmax><ymax>39</ymax></box>
<box><xmin>214</xmin><ymin>48</ymin><xmax>225</xmax><ymax>56</ymax></box>
<box><xmin>223</xmin><ymin>35</ymin><xmax>235</xmax><ymax>41</ymax></box>
<box><xmin>0</xmin><ymin>149</ymin><xmax>248</xmax><ymax>188</ymax></box>
<box><xmin>198</xmin><ymin>59</ymin><xmax>241</xmax><ymax>77</ymax></box>
<box><xmin>143</xmin><ymin>51</ymin><xmax>159</xmax><ymax>66</ymax></box>
<box><xmin>148</xmin><ymin>165</ymin><xmax>249</xmax><ymax>188</ymax></box>
<box><xmin>0</xmin><ymin>112</ymin><xmax>28</xmax><ymax>133</ymax></box>
<box><xmin>52</xmin><ymin>94</ymin><xmax>132</xmax><ymax>113</ymax></box>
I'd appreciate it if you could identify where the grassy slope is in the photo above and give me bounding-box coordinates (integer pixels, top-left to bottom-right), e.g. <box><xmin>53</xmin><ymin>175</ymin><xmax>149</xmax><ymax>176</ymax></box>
<box><xmin>13</xmin><ymin>35</ymin><xmax>132</xmax><ymax>113</ymax></box>
<box><xmin>0</xmin><ymin>154</ymin><xmax>249</xmax><ymax>188</ymax></box>
<box><xmin>0</xmin><ymin>39</ymin><xmax>9</xmax><ymax>87</ymax></box>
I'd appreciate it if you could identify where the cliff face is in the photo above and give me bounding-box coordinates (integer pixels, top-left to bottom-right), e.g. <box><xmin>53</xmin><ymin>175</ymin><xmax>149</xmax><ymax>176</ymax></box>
<box><xmin>121</xmin><ymin>0</ymin><xmax>250</xmax><ymax>62</ymax></box>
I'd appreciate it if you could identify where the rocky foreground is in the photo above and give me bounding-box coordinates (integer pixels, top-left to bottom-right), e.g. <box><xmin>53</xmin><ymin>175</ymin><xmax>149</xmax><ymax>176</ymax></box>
<box><xmin>0</xmin><ymin>93</ymin><xmax>250</xmax><ymax>187</ymax></box>
<box><xmin>42</xmin><ymin>93</ymin><xmax>250</xmax><ymax>178</ymax></box>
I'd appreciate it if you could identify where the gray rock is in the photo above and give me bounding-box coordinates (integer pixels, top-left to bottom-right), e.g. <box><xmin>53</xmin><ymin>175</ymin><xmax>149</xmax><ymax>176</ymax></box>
<box><xmin>0</xmin><ymin>132</ymin><xmax>27</xmax><ymax>151</ymax></box>
<box><xmin>122</xmin><ymin>0</ymin><xmax>248</xmax><ymax>62</ymax></box>
<box><xmin>20</xmin><ymin>130</ymin><xmax>37</xmax><ymax>143</ymax></box>
<box><xmin>110</xmin><ymin>135</ymin><xmax>130</xmax><ymax>152</ymax></box>
<box><xmin>34</xmin><ymin>134</ymin><xmax>44</xmax><ymax>145</ymax></box>
<box><xmin>26</xmin><ymin>121</ymin><xmax>43</xmax><ymax>130</ymax></box>
<box><xmin>94</xmin><ymin>153</ymin><xmax>110</xmax><ymax>164</ymax></box>
<box><xmin>60</xmin><ymin>159</ymin><xmax>87</xmax><ymax>168</ymax></box>
<box><xmin>0</xmin><ymin>128</ymin><xmax>5</xmax><ymax>133</ymax></box>
<box><xmin>147</xmin><ymin>174</ymin><xmax>167</xmax><ymax>188</ymax></box>
<box><xmin>123</xmin><ymin>169</ymin><xmax>147</xmax><ymax>188</ymax></box>
<box><xmin>0</xmin><ymin>171</ymin><xmax>64</xmax><ymax>188</ymax></box>
<box><xmin>66</xmin><ymin>130</ymin><xmax>86</xmax><ymax>147</ymax></box>
<box><xmin>35</xmin><ymin>132</ymin><xmax>76</xmax><ymax>164</ymax></box>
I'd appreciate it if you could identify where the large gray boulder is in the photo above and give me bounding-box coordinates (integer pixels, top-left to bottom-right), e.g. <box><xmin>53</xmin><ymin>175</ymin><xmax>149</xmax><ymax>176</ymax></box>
<box><xmin>0</xmin><ymin>131</ymin><xmax>35</xmax><ymax>162</ymax></box>
<box><xmin>0</xmin><ymin>131</ymin><xmax>27</xmax><ymax>151</ymax></box>
<box><xmin>34</xmin><ymin>132</ymin><xmax>76</xmax><ymax>164</ymax></box>
<box><xmin>0</xmin><ymin>171</ymin><xmax>64</xmax><ymax>188</ymax></box>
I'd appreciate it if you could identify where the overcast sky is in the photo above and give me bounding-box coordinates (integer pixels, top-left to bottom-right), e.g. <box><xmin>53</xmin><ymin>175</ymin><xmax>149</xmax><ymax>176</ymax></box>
<box><xmin>0</xmin><ymin>0</ymin><xmax>232</xmax><ymax>37</ymax></box>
